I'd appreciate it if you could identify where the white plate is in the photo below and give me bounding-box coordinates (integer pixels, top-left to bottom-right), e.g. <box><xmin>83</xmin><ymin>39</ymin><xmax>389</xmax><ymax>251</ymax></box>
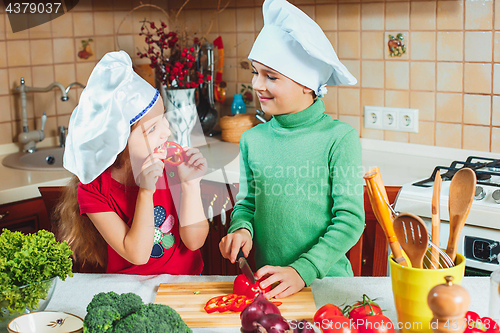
<box><xmin>7</xmin><ymin>311</ymin><xmax>83</xmax><ymax>333</ymax></box>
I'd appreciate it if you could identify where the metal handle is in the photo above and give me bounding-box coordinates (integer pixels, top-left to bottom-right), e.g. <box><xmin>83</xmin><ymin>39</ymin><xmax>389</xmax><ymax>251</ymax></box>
<box><xmin>210</xmin><ymin>194</ymin><xmax>218</xmax><ymax>206</ymax></box>
<box><xmin>208</xmin><ymin>194</ymin><xmax>218</xmax><ymax>230</ymax></box>
<box><xmin>0</xmin><ymin>211</ymin><xmax>9</xmax><ymax>220</ymax></box>
<box><xmin>222</xmin><ymin>197</ymin><xmax>230</xmax><ymax>210</ymax></box>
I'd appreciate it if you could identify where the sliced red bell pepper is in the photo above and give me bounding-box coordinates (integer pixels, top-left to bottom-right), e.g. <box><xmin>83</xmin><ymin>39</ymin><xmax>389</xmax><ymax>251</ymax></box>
<box><xmin>216</xmin><ymin>294</ymin><xmax>238</xmax><ymax>313</ymax></box>
<box><xmin>230</xmin><ymin>295</ymin><xmax>249</xmax><ymax>312</ymax></box>
<box><xmin>154</xmin><ymin>141</ymin><xmax>186</xmax><ymax>166</ymax></box>
<box><xmin>204</xmin><ymin>296</ymin><xmax>223</xmax><ymax>314</ymax></box>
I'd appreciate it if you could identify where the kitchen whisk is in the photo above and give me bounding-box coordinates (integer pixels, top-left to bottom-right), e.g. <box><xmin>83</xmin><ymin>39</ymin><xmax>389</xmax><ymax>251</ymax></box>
<box><xmin>424</xmin><ymin>240</ymin><xmax>455</xmax><ymax>269</ymax></box>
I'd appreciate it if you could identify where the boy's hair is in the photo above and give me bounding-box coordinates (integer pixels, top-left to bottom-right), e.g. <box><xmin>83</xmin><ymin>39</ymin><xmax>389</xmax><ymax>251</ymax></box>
<box><xmin>54</xmin><ymin>146</ymin><xmax>131</xmax><ymax>270</ymax></box>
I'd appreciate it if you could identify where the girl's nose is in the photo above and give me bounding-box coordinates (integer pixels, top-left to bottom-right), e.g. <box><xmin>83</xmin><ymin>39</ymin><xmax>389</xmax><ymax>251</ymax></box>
<box><xmin>252</xmin><ymin>74</ymin><xmax>266</xmax><ymax>92</ymax></box>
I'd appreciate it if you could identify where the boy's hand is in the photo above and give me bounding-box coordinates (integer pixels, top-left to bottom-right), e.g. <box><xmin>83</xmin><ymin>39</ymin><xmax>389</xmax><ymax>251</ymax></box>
<box><xmin>254</xmin><ymin>266</ymin><xmax>305</xmax><ymax>299</ymax></box>
<box><xmin>177</xmin><ymin>147</ymin><xmax>207</xmax><ymax>185</ymax></box>
<box><xmin>219</xmin><ymin>228</ymin><xmax>252</xmax><ymax>263</ymax></box>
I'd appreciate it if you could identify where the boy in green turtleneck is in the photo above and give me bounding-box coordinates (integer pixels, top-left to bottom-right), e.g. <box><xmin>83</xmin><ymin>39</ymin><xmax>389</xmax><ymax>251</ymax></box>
<box><xmin>219</xmin><ymin>0</ymin><xmax>365</xmax><ymax>299</ymax></box>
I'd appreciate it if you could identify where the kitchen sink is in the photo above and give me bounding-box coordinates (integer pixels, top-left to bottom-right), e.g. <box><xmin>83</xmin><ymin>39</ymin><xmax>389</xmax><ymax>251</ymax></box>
<box><xmin>1</xmin><ymin>141</ymin><xmax>240</xmax><ymax>173</ymax></box>
<box><xmin>2</xmin><ymin>147</ymin><xmax>65</xmax><ymax>171</ymax></box>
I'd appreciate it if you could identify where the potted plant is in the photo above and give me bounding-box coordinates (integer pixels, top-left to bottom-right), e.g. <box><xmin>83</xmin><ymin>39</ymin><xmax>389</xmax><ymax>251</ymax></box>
<box><xmin>0</xmin><ymin>229</ymin><xmax>73</xmax><ymax>328</ymax></box>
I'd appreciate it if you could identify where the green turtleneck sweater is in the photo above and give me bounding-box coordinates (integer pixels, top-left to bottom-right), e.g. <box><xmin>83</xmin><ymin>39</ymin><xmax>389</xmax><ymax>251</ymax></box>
<box><xmin>228</xmin><ymin>99</ymin><xmax>365</xmax><ymax>287</ymax></box>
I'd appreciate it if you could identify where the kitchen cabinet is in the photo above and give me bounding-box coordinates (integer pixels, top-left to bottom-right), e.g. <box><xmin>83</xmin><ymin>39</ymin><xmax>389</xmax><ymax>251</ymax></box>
<box><xmin>0</xmin><ymin>197</ymin><xmax>51</xmax><ymax>234</ymax></box>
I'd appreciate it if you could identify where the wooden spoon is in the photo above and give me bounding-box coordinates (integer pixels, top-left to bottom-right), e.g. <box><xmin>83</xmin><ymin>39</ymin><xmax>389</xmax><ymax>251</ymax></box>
<box><xmin>446</xmin><ymin>168</ymin><xmax>477</xmax><ymax>263</ymax></box>
<box><xmin>393</xmin><ymin>213</ymin><xmax>429</xmax><ymax>269</ymax></box>
<box><xmin>430</xmin><ymin>172</ymin><xmax>442</xmax><ymax>269</ymax></box>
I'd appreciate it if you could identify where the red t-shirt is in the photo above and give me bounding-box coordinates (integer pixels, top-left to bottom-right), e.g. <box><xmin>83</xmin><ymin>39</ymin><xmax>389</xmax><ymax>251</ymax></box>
<box><xmin>77</xmin><ymin>168</ymin><xmax>203</xmax><ymax>275</ymax></box>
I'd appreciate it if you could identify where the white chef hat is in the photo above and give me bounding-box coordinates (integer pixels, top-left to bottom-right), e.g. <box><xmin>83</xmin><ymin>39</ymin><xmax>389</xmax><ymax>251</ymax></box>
<box><xmin>248</xmin><ymin>0</ymin><xmax>357</xmax><ymax>97</ymax></box>
<box><xmin>63</xmin><ymin>50</ymin><xmax>160</xmax><ymax>184</ymax></box>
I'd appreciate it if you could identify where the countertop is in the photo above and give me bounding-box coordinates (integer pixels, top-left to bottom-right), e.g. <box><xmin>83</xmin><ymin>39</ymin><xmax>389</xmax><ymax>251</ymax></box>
<box><xmin>2</xmin><ymin>136</ymin><xmax>500</xmax><ymax>205</ymax></box>
<box><xmin>39</xmin><ymin>273</ymin><xmax>491</xmax><ymax>333</ymax></box>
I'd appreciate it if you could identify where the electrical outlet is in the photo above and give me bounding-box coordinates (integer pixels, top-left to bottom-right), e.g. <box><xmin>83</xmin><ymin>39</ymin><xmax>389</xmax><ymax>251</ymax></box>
<box><xmin>399</xmin><ymin>108</ymin><xmax>419</xmax><ymax>133</ymax></box>
<box><xmin>383</xmin><ymin>109</ymin><xmax>398</xmax><ymax>130</ymax></box>
<box><xmin>364</xmin><ymin>106</ymin><xmax>383</xmax><ymax>130</ymax></box>
<box><xmin>363</xmin><ymin>106</ymin><xmax>419</xmax><ymax>133</ymax></box>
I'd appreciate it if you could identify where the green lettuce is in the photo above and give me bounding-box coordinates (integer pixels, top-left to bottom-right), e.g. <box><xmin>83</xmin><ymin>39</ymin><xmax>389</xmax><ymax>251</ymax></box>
<box><xmin>0</xmin><ymin>229</ymin><xmax>73</xmax><ymax>320</ymax></box>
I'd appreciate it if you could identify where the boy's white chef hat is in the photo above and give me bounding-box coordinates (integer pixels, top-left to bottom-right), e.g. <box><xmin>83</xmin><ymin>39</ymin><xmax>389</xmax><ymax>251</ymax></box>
<box><xmin>63</xmin><ymin>50</ymin><xmax>160</xmax><ymax>184</ymax></box>
<box><xmin>248</xmin><ymin>0</ymin><xmax>356</xmax><ymax>97</ymax></box>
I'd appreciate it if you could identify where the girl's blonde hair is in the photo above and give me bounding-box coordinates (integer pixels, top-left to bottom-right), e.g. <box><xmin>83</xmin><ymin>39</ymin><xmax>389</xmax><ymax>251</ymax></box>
<box><xmin>54</xmin><ymin>147</ymin><xmax>130</xmax><ymax>269</ymax></box>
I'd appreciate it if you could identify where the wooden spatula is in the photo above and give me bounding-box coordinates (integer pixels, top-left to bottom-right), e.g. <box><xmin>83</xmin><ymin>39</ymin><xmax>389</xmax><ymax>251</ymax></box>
<box><xmin>446</xmin><ymin>168</ymin><xmax>476</xmax><ymax>262</ymax></box>
<box><xmin>394</xmin><ymin>213</ymin><xmax>429</xmax><ymax>269</ymax></box>
<box><xmin>430</xmin><ymin>172</ymin><xmax>442</xmax><ymax>269</ymax></box>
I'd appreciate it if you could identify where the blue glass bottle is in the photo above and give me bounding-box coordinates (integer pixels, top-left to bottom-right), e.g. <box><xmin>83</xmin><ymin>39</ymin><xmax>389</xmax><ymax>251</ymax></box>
<box><xmin>231</xmin><ymin>94</ymin><xmax>247</xmax><ymax>115</ymax></box>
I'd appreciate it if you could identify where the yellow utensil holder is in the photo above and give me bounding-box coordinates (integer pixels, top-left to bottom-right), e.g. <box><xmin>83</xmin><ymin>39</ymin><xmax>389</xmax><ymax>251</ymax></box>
<box><xmin>389</xmin><ymin>252</ymin><xmax>466</xmax><ymax>333</ymax></box>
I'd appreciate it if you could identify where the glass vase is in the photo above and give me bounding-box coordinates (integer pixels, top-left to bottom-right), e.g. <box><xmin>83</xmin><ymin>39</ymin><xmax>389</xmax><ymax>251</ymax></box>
<box><xmin>160</xmin><ymin>85</ymin><xmax>197</xmax><ymax>147</ymax></box>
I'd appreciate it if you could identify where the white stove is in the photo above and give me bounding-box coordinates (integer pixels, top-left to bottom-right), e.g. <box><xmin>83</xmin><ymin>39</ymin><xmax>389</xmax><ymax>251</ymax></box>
<box><xmin>394</xmin><ymin>156</ymin><xmax>500</xmax><ymax>275</ymax></box>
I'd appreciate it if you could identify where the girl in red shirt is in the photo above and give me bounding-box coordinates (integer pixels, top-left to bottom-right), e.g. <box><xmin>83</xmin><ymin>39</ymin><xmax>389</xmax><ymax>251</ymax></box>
<box><xmin>56</xmin><ymin>51</ymin><xmax>209</xmax><ymax>275</ymax></box>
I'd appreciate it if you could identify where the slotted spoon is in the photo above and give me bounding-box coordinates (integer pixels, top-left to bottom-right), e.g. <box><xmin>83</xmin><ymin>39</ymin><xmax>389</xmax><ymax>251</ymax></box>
<box><xmin>394</xmin><ymin>213</ymin><xmax>429</xmax><ymax>269</ymax></box>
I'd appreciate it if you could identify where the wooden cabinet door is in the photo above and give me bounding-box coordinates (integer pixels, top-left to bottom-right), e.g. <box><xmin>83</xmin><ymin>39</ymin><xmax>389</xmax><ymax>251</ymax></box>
<box><xmin>0</xmin><ymin>198</ymin><xmax>51</xmax><ymax>234</ymax></box>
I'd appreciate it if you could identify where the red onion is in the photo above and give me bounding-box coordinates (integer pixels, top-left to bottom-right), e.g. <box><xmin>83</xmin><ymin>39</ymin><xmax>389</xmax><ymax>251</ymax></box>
<box><xmin>256</xmin><ymin>313</ymin><xmax>291</xmax><ymax>333</ymax></box>
<box><xmin>254</xmin><ymin>292</ymin><xmax>281</xmax><ymax>315</ymax></box>
<box><xmin>241</xmin><ymin>292</ymin><xmax>283</xmax><ymax>332</ymax></box>
<box><xmin>240</xmin><ymin>300</ymin><xmax>265</xmax><ymax>332</ymax></box>
<box><xmin>289</xmin><ymin>319</ymin><xmax>316</xmax><ymax>333</ymax></box>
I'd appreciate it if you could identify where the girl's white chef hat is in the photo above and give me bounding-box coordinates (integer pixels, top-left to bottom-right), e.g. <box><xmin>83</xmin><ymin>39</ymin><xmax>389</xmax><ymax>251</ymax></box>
<box><xmin>248</xmin><ymin>0</ymin><xmax>357</xmax><ymax>97</ymax></box>
<box><xmin>63</xmin><ymin>50</ymin><xmax>160</xmax><ymax>184</ymax></box>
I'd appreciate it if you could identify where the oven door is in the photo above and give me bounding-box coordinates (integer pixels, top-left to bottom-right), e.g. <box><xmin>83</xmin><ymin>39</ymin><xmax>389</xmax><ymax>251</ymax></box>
<box><xmin>418</xmin><ymin>217</ymin><xmax>500</xmax><ymax>276</ymax></box>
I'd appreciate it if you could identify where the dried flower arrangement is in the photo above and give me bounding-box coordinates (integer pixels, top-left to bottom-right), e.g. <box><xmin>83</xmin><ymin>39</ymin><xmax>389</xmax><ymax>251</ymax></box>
<box><xmin>137</xmin><ymin>20</ymin><xmax>211</xmax><ymax>89</ymax></box>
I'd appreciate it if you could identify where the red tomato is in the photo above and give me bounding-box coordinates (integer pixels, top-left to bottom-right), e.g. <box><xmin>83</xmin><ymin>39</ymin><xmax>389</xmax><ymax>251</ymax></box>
<box><xmin>314</xmin><ymin>304</ymin><xmax>344</xmax><ymax>328</ymax></box>
<box><xmin>358</xmin><ymin>315</ymin><xmax>395</xmax><ymax>333</ymax></box>
<box><xmin>347</xmin><ymin>295</ymin><xmax>383</xmax><ymax>321</ymax></box>
<box><xmin>320</xmin><ymin>315</ymin><xmax>358</xmax><ymax>333</ymax></box>
<box><xmin>233</xmin><ymin>274</ymin><xmax>271</xmax><ymax>299</ymax></box>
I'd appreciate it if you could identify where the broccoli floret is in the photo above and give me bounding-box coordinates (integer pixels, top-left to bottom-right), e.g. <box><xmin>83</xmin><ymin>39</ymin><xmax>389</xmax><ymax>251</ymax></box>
<box><xmin>86</xmin><ymin>291</ymin><xmax>121</xmax><ymax>313</ymax></box>
<box><xmin>138</xmin><ymin>303</ymin><xmax>192</xmax><ymax>333</ymax></box>
<box><xmin>113</xmin><ymin>313</ymin><xmax>147</xmax><ymax>333</ymax></box>
<box><xmin>84</xmin><ymin>292</ymin><xmax>190</xmax><ymax>333</ymax></box>
<box><xmin>83</xmin><ymin>305</ymin><xmax>120</xmax><ymax>333</ymax></box>
<box><xmin>86</xmin><ymin>291</ymin><xmax>143</xmax><ymax>317</ymax></box>
<box><xmin>115</xmin><ymin>292</ymin><xmax>144</xmax><ymax>317</ymax></box>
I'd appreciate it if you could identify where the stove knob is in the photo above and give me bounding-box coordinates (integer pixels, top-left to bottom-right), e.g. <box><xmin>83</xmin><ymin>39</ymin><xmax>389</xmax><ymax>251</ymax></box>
<box><xmin>474</xmin><ymin>186</ymin><xmax>486</xmax><ymax>200</ymax></box>
<box><xmin>493</xmin><ymin>190</ymin><xmax>500</xmax><ymax>204</ymax></box>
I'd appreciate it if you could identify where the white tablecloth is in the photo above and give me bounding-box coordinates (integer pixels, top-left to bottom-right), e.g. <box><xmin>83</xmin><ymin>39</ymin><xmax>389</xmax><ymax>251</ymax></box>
<box><xmin>36</xmin><ymin>274</ymin><xmax>492</xmax><ymax>333</ymax></box>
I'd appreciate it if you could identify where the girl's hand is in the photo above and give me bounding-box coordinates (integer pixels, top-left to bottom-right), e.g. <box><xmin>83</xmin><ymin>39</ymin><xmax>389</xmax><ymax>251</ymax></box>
<box><xmin>177</xmin><ymin>147</ymin><xmax>207</xmax><ymax>185</ymax></box>
<box><xmin>219</xmin><ymin>228</ymin><xmax>253</xmax><ymax>263</ymax></box>
<box><xmin>136</xmin><ymin>153</ymin><xmax>165</xmax><ymax>191</ymax></box>
<box><xmin>255</xmin><ymin>266</ymin><xmax>305</xmax><ymax>299</ymax></box>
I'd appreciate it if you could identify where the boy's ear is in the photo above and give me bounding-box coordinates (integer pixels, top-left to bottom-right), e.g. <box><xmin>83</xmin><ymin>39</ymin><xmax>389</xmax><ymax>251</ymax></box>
<box><xmin>302</xmin><ymin>86</ymin><xmax>313</xmax><ymax>95</ymax></box>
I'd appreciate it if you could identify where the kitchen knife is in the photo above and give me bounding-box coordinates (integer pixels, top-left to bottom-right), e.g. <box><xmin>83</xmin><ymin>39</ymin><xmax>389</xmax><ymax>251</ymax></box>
<box><xmin>236</xmin><ymin>249</ymin><xmax>255</xmax><ymax>284</ymax></box>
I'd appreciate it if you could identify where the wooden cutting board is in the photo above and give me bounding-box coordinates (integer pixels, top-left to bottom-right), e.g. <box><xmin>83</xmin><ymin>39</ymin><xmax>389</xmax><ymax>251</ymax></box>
<box><xmin>154</xmin><ymin>282</ymin><xmax>316</xmax><ymax>328</ymax></box>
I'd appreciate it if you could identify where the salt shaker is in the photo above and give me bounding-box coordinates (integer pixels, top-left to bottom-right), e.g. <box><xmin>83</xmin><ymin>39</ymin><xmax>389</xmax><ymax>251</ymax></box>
<box><xmin>490</xmin><ymin>269</ymin><xmax>500</xmax><ymax>319</ymax></box>
<box><xmin>428</xmin><ymin>276</ymin><xmax>470</xmax><ymax>333</ymax></box>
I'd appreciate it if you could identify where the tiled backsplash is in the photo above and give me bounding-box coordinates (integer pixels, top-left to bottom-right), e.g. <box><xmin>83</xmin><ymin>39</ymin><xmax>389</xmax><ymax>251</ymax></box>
<box><xmin>0</xmin><ymin>0</ymin><xmax>499</xmax><ymax>153</ymax></box>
